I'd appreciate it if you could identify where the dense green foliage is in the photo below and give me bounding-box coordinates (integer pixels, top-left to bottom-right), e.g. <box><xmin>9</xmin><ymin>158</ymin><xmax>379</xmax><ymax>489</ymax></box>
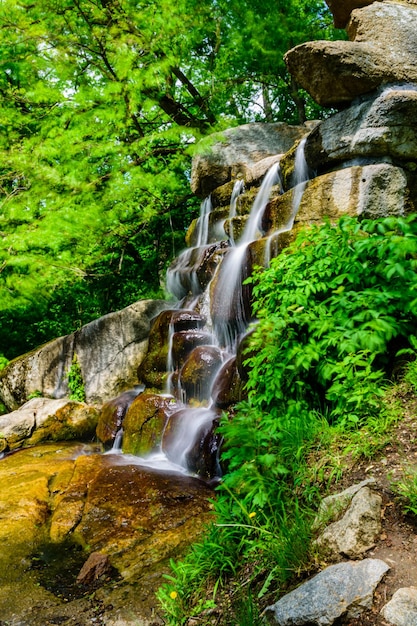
<box><xmin>158</xmin><ymin>215</ymin><xmax>417</xmax><ymax>624</ymax></box>
<box><xmin>0</xmin><ymin>0</ymin><xmax>340</xmax><ymax>359</ymax></box>
<box><xmin>67</xmin><ymin>354</ymin><xmax>86</xmax><ymax>402</ymax></box>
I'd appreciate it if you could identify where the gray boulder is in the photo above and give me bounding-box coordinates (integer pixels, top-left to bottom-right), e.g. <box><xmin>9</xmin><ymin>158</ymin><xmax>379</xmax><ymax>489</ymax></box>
<box><xmin>284</xmin><ymin>1</ymin><xmax>417</xmax><ymax>107</ymax></box>
<box><xmin>304</xmin><ymin>86</ymin><xmax>417</xmax><ymax>170</ymax></box>
<box><xmin>314</xmin><ymin>486</ymin><xmax>382</xmax><ymax>560</ymax></box>
<box><xmin>265</xmin><ymin>559</ymin><xmax>389</xmax><ymax>625</ymax></box>
<box><xmin>0</xmin><ymin>299</ymin><xmax>166</xmax><ymax>410</ymax></box>
<box><xmin>381</xmin><ymin>587</ymin><xmax>417</xmax><ymax>626</ymax></box>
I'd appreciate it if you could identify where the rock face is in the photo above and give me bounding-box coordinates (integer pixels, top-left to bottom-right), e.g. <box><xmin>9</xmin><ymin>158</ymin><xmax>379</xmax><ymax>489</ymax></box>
<box><xmin>304</xmin><ymin>86</ymin><xmax>417</xmax><ymax>170</ymax></box>
<box><xmin>0</xmin><ymin>299</ymin><xmax>166</xmax><ymax>410</ymax></box>
<box><xmin>265</xmin><ymin>559</ymin><xmax>390</xmax><ymax>625</ymax></box>
<box><xmin>285</xmin><ymin>1</ymin><xmax>417</xmax><ymax>107</ymax></box>
<box><xmin>191</xmin><ymin>122</ymin><xmax>312</xmax><ymax>197</ymax></box>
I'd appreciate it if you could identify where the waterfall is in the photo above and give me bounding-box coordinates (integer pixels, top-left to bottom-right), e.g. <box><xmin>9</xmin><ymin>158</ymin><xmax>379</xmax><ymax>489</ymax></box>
<box><xmin>291</xmin><ymin>138</ymin><xmax>309</xmax><ymax>217</ymax></box>
<box><xmin>228</xmin><ymin>179</ymin><xmax>245</xmax><ymax>245</ymax></box>
<box><xmin>264</xmin><ymin>140</ymin><xmax>308</xmax><ymax>265</ymax></box>
<box><xmin>195</xmin><ymin>195</ymin><xmax>212</xmax><ymax>247</ymax></box>
<box><xmin>166</xmin><ymin>196</ymin><xmax>214</xmax><ymax>300</ymax></box>
<box><xmin>240</xmin><ymin>162</ymin><xmax>281</xmax><ymax>244</ymax></box>
<box><xmin>212</xmin><ymin>162</ymin><xmax>281</xmax><ymax>349</ymax></box>
<box><xmin>107</xmin><ymin>153</ymin><xmax>302</xmax><ymax>480</ymax></box>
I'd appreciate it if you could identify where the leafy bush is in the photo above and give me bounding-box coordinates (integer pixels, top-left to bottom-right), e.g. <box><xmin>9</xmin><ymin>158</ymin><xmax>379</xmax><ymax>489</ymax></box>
<box><xmin>158</xmin><ymin>215</ymin><xmax>417</xmax><ymax>623</ymax></box>
<box><xmin>67</xmin><ymin>355</ymin><xmax>86</xmax><ymax>402</ymax></box>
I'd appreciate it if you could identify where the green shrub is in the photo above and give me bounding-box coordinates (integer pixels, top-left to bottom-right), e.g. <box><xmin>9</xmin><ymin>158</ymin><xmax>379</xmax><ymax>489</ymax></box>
<box><xmin>67</xmin><ymin>355</ymin><xmax>86</xmax><ymax>402</ymax></box>
<box><xmin>158</xmin><ymin>215</ymin><xmax>417</xmax><ymax>623</ymax></box>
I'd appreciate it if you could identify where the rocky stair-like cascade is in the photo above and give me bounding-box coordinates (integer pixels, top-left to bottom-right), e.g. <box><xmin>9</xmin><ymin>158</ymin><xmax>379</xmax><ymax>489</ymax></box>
<box><xmin>111</xmin><ymin>155</ymin><xmax>304</xmax><ymax>481</ymax></box>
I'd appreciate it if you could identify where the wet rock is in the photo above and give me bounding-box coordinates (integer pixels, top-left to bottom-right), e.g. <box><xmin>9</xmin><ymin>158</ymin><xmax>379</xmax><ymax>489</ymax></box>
<box><xmin>0</xmin><ymin>299</ymin><xmax>166</xmax><ymax>410</ymax></box>
<box><xmin>0</xmin><ymin>443</ymin><xmax>213</xmax><ymax>623</ymax></box>
<box><xmin>96</xmin><ymin>388</ymin><xmax>143</xmax><ymax>448</ymax></box>
<box><xmin>265</xmin><ymin>559</ymin><xmax>390</xmax><ymax>625</ymax></box>
<box><xmin>284</xmin><ymin>2</ymin><xmax>417</xmax><ymax>107</ymax></box>
<box><xmin>162</xmin><ymin>406</ymin><xmax>222</xmax><ymax>479</ymax></box>
<box><xmin>71</xmin><ymin>458</ymin><xmax>214</xmax><ymax>579</ymax></box>
<box><xmin>0</xmin><ymin>397</ymin><xmax>99</xmax><ymax>451</ymax></box>
<box><xmin>167</xmin><ymin>243</ymin><xmax>228</xmax><ymax>300</ymax></box>
<box><xmin>76</xmin><ymin>551</ymin><xmax>112</xmax><ymax>585</ymax></box>
<box><xmin>191</xmin><ymin>122</ymin><xmax>311</xmax><ymax>197</ymax></box>
<box><xmin>314</xmin><ymin>486</ymin><xmax>382</xmax><ymax>560</ymax></box>
<box><xmin>179</xmin><ymin>346</ymin><xmax>224</xmax><ymax>404</ymax></box>
<box><xmin>122</xmin><ymin>392</ymin><xmax>178</xmax><ymax>456</ymax></box>
<box><xmin>211</xmin><ymin>357</ymin><xmax>246</xmax><ymax>409</ymax></box>
<box><xmin>171</xmin><ymin>330</ymin><xmax>214</xmax><ymax>370</ymax></box>
<box><xmin>137</xmin><ymin>310</ymin><xmax>206</xmax><ymax>389</ymax></box>
<box><xmin>381</xmin><ymin>587</ymin><xmax>417</xmax><ymax>626</ymax></box>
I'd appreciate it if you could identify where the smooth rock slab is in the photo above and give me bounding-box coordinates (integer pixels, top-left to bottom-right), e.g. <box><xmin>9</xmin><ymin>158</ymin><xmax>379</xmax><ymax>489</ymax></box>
<box><xmin>265</xmin><ymin>559</ymin><xmax>389</xmax><ymax>625</ymax></box>
<box><xmin>381</xmin><ymin>587</ymin><xmax>417</xmax><ymax>626</ymax></box>
<box><xmin>0</xmin><ymin>397</ymin><xmax>99</xmax><ymax>451</ymax></box>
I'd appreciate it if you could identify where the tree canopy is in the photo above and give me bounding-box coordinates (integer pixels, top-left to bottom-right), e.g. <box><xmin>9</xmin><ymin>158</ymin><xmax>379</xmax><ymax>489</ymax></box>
<box><xmin>0</xmin><ymin>0</ymin><xmax>340</xmax><ymax>359</ymax></box>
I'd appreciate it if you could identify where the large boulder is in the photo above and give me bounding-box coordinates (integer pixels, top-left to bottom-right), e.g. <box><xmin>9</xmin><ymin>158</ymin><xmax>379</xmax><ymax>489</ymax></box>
<box><xmin>303</xmin><ymin>86</ymin><xmax>417</xmax><ymax>171</ymax></box>
<box><xmin>191</xmin><ymin>122</ymin><xmax>312</xmax><ymax>197</ymax></box>
<box><xmin>0</xmin><ymin>397</ymin><xmax>99</xmax><ymax>452</ymax></box>
<box><xmin>0</xmin><ymin>299</ymin><xmax>166</xmax><ymax>410</ymax></box>
<box><xmin>284</xmin><ymin>1</ymin><xmax>417</xmax><ymax>107</ymax></box>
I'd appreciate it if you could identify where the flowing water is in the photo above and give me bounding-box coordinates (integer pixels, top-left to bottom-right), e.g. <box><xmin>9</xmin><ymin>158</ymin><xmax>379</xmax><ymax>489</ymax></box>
<box><xmin>113</xmin><ymin>151</ymin><xmax>309</xmax><ymax>479</ymax></box>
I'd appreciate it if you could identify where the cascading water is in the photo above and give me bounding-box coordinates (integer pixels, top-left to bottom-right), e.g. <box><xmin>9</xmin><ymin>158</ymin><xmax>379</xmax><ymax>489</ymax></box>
<box><xmin>291</xmin><ymin>137</ymin><xmax>309</xmax><ymax>216</ymax></box>
<box><xmin>108</xmin><ymin>149</ymin><xmax>309</xmax><ymax>481</ymax></box>
<box><xmin>228</xmin><ymin>179</ymin><xmax>245</xmax><ymax>245</ymax></box>
<box><xmin>264</xmin><ymin>138</ymin><xmax>309</xmax><ymax>265</ymax></box>
<box><xmin>165</xmin><ymin>195</ymin><xmax>214</xmax><ymax>300</ymax></box>
<box><xmin>211</xmin><ymin>161</ymin><xmax>281</xmax><ymax>349</ymax></box>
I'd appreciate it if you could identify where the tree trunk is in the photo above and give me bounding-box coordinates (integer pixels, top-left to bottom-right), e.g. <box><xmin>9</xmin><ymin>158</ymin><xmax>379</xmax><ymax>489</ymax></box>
<box><xmin>290</xmin><ymin>76</ymin><xmax>306</xmax><ymax>124</ymax></box>
<box><xmin>262</xmin><ymin>84</ymin><xmax>274</xmax><ymax>122</ymax></box>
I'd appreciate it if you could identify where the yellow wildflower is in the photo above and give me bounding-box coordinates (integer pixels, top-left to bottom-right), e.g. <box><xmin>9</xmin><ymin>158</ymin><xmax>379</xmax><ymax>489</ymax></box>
<box><xmin>249</xmin><ymin>512</ymin><xmax>256</xmax><ymax>519</ymax></box>
<box><xmin>169</xmin><ymin>591</ymin><xmax>178</xmax><ymax>600</ymax></box>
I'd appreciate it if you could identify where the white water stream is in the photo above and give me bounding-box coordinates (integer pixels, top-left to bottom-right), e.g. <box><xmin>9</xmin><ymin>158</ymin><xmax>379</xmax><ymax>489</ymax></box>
<box><xmin>111</xmin><ymin>145</ymin><xmax>309</xmax><ymax>478</ymax></box>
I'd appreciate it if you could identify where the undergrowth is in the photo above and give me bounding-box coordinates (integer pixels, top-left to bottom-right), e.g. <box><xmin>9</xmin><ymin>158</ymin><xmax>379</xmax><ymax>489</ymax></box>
<box><xmin>157</xmin><ymin>215</ymin><xmax>417</xmax><ymax>625</ymax></box>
